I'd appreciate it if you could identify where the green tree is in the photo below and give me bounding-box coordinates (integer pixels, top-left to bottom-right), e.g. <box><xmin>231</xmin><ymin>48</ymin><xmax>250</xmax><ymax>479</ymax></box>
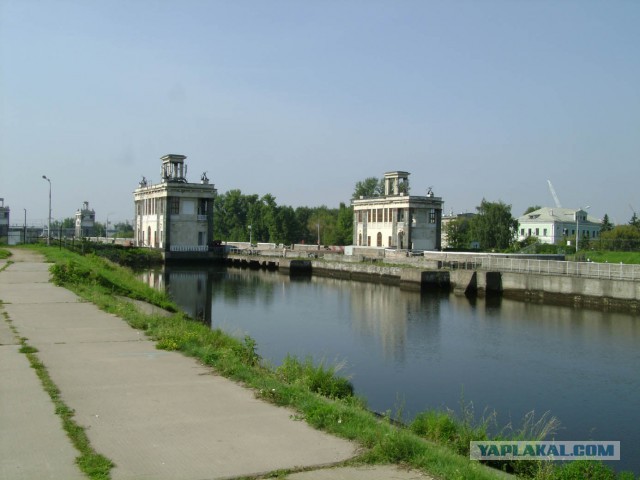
<box><xmin>595</xmin><ymin>225</ymin><xmax>640</xmax><ymax>251</ymax></box>
<box><xmin>276</xmin><ymin>206</ymin><xmax>301</xmax><ymax>245</ymax></box>
<box><xmin>629</xmin><ymin>212</ymin><xmax>640</xmax><ymax>230</ymax></box>
<box><xmin>114</xmin><ymin>221</ymin><xmax>134</xmax><ymax>238</ymax></box>
<box><xmin>444</xmin><ymin>217</ymin><xmax>472</xmax><ymax>249</ymax></box>
<box><xmin>212</xmin><ymin>189</ymin><xmax>349</xmax><ymax>245</ymax></box>
<box><xmin>334</xmin><ymin>203</ymin><xmax>354</xmax><ymax>246</ymax></box>
<box><xmin>523</xmin><ymin>205</ymin><xmax>542</xmax><ymax>215</ymax></box>
<box><xmin>469</xmin><ymin>199</ymin><xmax>519</xmax><ymax>251</ymax></box>
<box><xmin>352</xmin><ymin>177</ymin><xmax>383</xmax><ymax>199</ymax></box>
<box><xmin>601</xmin><ymin>213</ymin><xmax>614</xmax><ymax>233</ymax></box>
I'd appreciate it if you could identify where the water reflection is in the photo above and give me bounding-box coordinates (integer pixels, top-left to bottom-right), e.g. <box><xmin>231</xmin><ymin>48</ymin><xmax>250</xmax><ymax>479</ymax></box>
<box><xmin>142</xmin><ymin>264</ymin><xmax>640</xmax><ymax>474</ymax></box>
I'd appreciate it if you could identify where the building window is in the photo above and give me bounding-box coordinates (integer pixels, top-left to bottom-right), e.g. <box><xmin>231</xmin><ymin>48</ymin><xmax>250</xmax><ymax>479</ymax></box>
<box><xmin>358</xmin><ymin>211</ymin><xmax>362</xmax><ymax>223</ymax></box>
<box><xmin>367</xmin><ymin>236</ymin><xmax>371</xmax><ymax>246</ymax></box>
<box><xmin>429</xmin><ymin>209</ymin><xmax>436</xmax><ymax>224</ymax></box>
<box><xmin>377</xmin><ymin>232</ymin><xmax>382</xmax><ymax>247</ymax></box>
<box><xmin>170</xmin><ymin>198</ymin><xmax>180</xmax><ymax>214</ymax></box>
<box><xmin>384</xmin><ymin>208</ymin><xmax>388</xmax><ymax>223</ymax></box>
<box><xmin>198</xmin><ymin>200</ymin><xmax>208</xmax><ymax>216</ymax></box>
<box><xmin>367</xmin><ymin>210</ymin><xmax>371</xmax><ymax>223</ymax></box>
<box><xmin>520</xmin><ymin>228</ymin><xmax>524</xmax><ymax>236</ymax></box>
<box><xmin>358</xmin><ymin>233</ymin><xmax>362</xmax><ymax>246</ymax></box>
<box><xmin>377</xmin><ymin>208</ymin><xmax>383</xmax><ymax>222</ymax></box>
<box><xmin>528</xmin><ymin>228</ymin><xmax>532</xmax><ymax>236</ymax></box>
<box><xmin>543</xmin><ymin>228</ymin><xmax>547</xmax><ymax>236</ymax></box>
<box><xmin>388</xmin><ymin>236</ymin><xmax>392</xmax><ymax>246</ymax></box>
<box><xmin>535</xmin><ymin>228</ymin><xmax>539</xmax><ymax>236</ymax></box>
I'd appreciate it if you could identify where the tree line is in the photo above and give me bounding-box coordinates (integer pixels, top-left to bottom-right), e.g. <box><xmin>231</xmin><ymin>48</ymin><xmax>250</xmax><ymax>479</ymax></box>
<box><xmin>212</xmin><ymin>190</ymin><xmax>352</xmax><ymax>246</ymax></box>
<box><xmin>444</xmin><ymin>202</ymin><xmax>640</xmax><ymax>253</ymax></box>
<box><xmin>48</xmin><ymin>176</ymin><xmax>639</xmax><ymax>253</ymax></box>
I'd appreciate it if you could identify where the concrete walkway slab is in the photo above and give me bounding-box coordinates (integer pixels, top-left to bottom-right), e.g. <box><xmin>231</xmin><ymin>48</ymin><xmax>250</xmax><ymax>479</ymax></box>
<box><xmin>0</xmin><ymin>282</ymin><xmax>80</xmax><ymax>304</ymax></box>
<box><xmin>0</xmin><ymin>345</ymin><xmax>85</xmax><ymax>480</ymax></box>
<box><xmin>0</xmin><ymin>317</ymin><xmax>17</xmax><ymax>345</ymax></box>
<box><xmin>286</xmin><ymin>465</ymin><xmax>431</xmax><ymax>479</ymax></box>
<box><xmin>1</xmin><ymin>250</ymin><xmax>357</xmax><ymax>480</ymax></box>
<box><xmin>5</xmin><ymin>302</ymin><xmax>144</xmax><ymax>344</ymax></box>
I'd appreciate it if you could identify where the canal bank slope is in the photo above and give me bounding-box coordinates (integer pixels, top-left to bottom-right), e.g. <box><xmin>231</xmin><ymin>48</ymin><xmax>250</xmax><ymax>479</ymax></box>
<box><xmin>0</xmin><ymin>250</ymin><xmax>361</xmax><ymax>480</ymax></box>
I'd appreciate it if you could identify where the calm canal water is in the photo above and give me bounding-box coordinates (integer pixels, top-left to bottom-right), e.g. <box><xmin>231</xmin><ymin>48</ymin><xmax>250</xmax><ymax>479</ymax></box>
<box><xmin>142</xmin><ymin>265</ymin><xmax>640</xmax><ymax>473</ymax></box>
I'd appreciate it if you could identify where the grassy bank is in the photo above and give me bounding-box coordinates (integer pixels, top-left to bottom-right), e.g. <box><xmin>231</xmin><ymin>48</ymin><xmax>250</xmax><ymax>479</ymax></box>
<box><xmin>579</xmin><ymin>251</ymin><xmax>640</xmax><ymax>264</ymax></box>
<box><xmin>29</xmin><ymin>245</ymin><xmax>636</xmax><ymax>480</ymax></box>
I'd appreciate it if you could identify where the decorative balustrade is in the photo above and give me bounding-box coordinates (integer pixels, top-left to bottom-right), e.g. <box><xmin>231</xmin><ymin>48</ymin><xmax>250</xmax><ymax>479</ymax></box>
<box><xmin>473</xmin><ymin>257</ymin><xmax>640</xmax><ymax>281</ymax></box>
<box><xmin>169</xmin><ymin>245</ymin><xmax>208</xmax><ymax>252</ymax></box>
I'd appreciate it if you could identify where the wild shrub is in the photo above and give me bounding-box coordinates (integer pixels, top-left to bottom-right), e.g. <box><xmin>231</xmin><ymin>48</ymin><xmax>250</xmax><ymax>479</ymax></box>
<box><xmin>545</xmin><ymin>460</ymin><xmax>620</xmax><ymax>480</ymax></box>
<box><xmin>276</xmin><ymin>355</ymin><xmax>353</xmax><ymax>399</ymax></box>
<box><xmin>410</xmin><ymin>410</ymin><xmax>461</xmax><ymax>446</ymax></box>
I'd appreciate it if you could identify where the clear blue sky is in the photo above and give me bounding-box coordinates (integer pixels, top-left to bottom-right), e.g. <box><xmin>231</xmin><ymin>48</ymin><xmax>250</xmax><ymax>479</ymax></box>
<box><xmin>1</xmin><ymin>0</ymin><xmax>639</xmax><ymax>227</ymax></box>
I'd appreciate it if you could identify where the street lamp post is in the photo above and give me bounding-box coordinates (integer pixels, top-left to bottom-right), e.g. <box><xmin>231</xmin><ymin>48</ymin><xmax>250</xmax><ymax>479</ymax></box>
<box><xmin>576</xmin><ymin>205</ymin><xmax>591</xmax><ymax>252</ymax></box>
<box><xmin>23</xmin><ymin>208</ymin><xmax>26</xmax><ymax>244</ymax></box>
<box><xmin>248</xmin><ymin>224</ymin><xmax>252</xmax><ymax>246</ymax></box>
<box><xmin>317</xmin><ymin>222</ymin><xmax>320</xmax><ymax>249</ymax></box>
<box><xmin>42</xmin><ymin>175</ymin><xmax>51</xmax><ymax>246</ymax></box>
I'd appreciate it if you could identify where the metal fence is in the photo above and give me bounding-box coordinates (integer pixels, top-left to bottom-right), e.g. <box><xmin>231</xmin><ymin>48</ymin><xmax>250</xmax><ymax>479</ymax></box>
<box><xmin>473</xmin><ymin>256</ymin><xmax>640</xmax><ymax>281</ymax></box>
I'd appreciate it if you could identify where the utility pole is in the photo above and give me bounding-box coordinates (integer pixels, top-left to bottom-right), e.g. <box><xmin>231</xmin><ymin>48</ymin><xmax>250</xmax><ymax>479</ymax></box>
<box><xmin>42</xmin><ymin>175</ymin><xmax>51</xmax><ymax>246</ymax></box>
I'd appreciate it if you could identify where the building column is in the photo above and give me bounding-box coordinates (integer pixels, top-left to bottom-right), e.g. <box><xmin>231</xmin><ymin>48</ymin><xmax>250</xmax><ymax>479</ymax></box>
<box><xmin>164</xmin><ymin>197</ymin><xmax>171</xmax><ymax>252</ymax></box>
<box><xmin>207</xmin><ymin>199</ymin><xmax>214</xmax><ymax>249</ymax></box>
<box><xmin>405</xmin><ymin>208</ymin><xmax>411</xmax><ymax>250</ymax></box>
<box><xmin>435</xmin><ymin>208</ymin><xmax>442</xmax><ymax>250</ymax></box>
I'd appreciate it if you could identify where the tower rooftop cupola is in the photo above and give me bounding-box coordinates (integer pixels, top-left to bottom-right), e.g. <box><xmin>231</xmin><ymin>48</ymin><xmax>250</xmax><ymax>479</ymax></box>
<box><xmin>384</xmin><ymin>171</ymin><xmax>410</xmax><ymax>196</ymax></box>
<box><xmin>161</xmin><ymin>154</ymin><xmax>188</xmax><ymax>183</ymax></box>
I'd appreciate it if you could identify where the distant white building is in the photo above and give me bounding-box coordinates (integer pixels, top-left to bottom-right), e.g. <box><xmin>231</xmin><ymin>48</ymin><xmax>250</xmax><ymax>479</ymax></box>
<box><xmin>517</xmin><ymin>207</ymin><xmax>601</xmax><ymax>245</ymax></box>
<box><xmin>0</xmin><ymin>198</ymin><xmax>9</xmax><ymax>241</ymax></box>
<box><xmin>75</xmin><ymin>201</ymin><xmax>96</xmax><ymax>238</ymax></box>
<box><xmin>351</xmin><ymin>171</ymin><xmax>444</xmax><ymax>250</ymax></box>
<box><xmin>133</xmin><ymin>154</ymin><xmax>217</xmax><ymax>257</ymax></box>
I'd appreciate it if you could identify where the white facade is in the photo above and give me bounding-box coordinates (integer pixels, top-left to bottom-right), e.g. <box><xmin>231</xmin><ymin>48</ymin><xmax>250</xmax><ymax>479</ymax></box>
<box><xmin>0</xmin><ymin>198</ymin><xmax>9</xmax><ymax>240</ymax></box>
<box><xmin>351</xmin><ymin>171</ymin><xmax>444</xmax><ymax>250</ymax></box>
<box><xmin>517</xmin><ymin>207</ymin><xmax>601</xmax><ymax>245</ymax></box>
<box><xmin>133</xmin><ymin>154</ymin><xmax>217</xmax><ymax>252</ymax></box>
<box><xmin>74</xmin><ymin>201</ymin><xmax>96</xmax><ymax>238</ymax></box>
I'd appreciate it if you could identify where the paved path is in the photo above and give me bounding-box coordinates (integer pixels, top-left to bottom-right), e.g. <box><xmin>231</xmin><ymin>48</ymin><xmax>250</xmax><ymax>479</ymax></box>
<box><xmin>0</xmin><ymin>250</ymin><xmax>430</xmax><ymax>480</ymax></box>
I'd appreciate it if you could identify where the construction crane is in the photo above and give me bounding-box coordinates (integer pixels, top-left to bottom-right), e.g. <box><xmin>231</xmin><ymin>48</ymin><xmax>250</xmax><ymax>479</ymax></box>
<box><xmin>547</xmin><ymin>180</ymin><xmax>562</xmax><ymax>208</ymax></box>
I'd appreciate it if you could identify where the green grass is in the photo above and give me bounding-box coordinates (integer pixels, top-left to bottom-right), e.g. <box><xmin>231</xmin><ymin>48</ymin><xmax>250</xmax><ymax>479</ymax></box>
<box><xmin>0</xmin><ymin>248</ymin><xmax>12</xmax><ymax>259</ymax></box>
<box><xmin>28</xmin><ymin>244</ymin><xmax>638</xmax><ymax>480</ymax></box>
<box><xmin>580</xmin><ymin>250</ymin><xmax>640</xmax><ymax>264</ymax></box>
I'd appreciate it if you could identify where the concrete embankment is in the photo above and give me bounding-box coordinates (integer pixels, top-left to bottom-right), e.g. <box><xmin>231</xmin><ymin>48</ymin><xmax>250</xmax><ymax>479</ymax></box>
<box><xmin>231</xmin><ymin>255</ymin><xmax>640</xmax><ymax>311</ymax></box>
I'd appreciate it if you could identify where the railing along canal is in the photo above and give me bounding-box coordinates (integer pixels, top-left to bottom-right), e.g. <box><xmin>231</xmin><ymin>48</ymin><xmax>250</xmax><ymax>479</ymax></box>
<box><xmin>470</xmin><ymin>257</ymin><xmax>640</xmax><ymax>281</ymax></box>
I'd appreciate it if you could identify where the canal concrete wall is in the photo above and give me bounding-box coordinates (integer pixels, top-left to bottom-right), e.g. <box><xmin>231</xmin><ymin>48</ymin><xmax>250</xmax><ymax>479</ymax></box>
<box><xmin>499</xmin><ymin>271</ymin><xmax>640</xmax><ymax>310</ymax></box>
<box><xmin>228</xmin><ymin>254</ymin><xmax>640</xmax><ymax>311</ymax></box>
<box><xmin>449</xmin><ymin>270</ymin><xmax>640</xmax><ymax>311</ymax></box>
